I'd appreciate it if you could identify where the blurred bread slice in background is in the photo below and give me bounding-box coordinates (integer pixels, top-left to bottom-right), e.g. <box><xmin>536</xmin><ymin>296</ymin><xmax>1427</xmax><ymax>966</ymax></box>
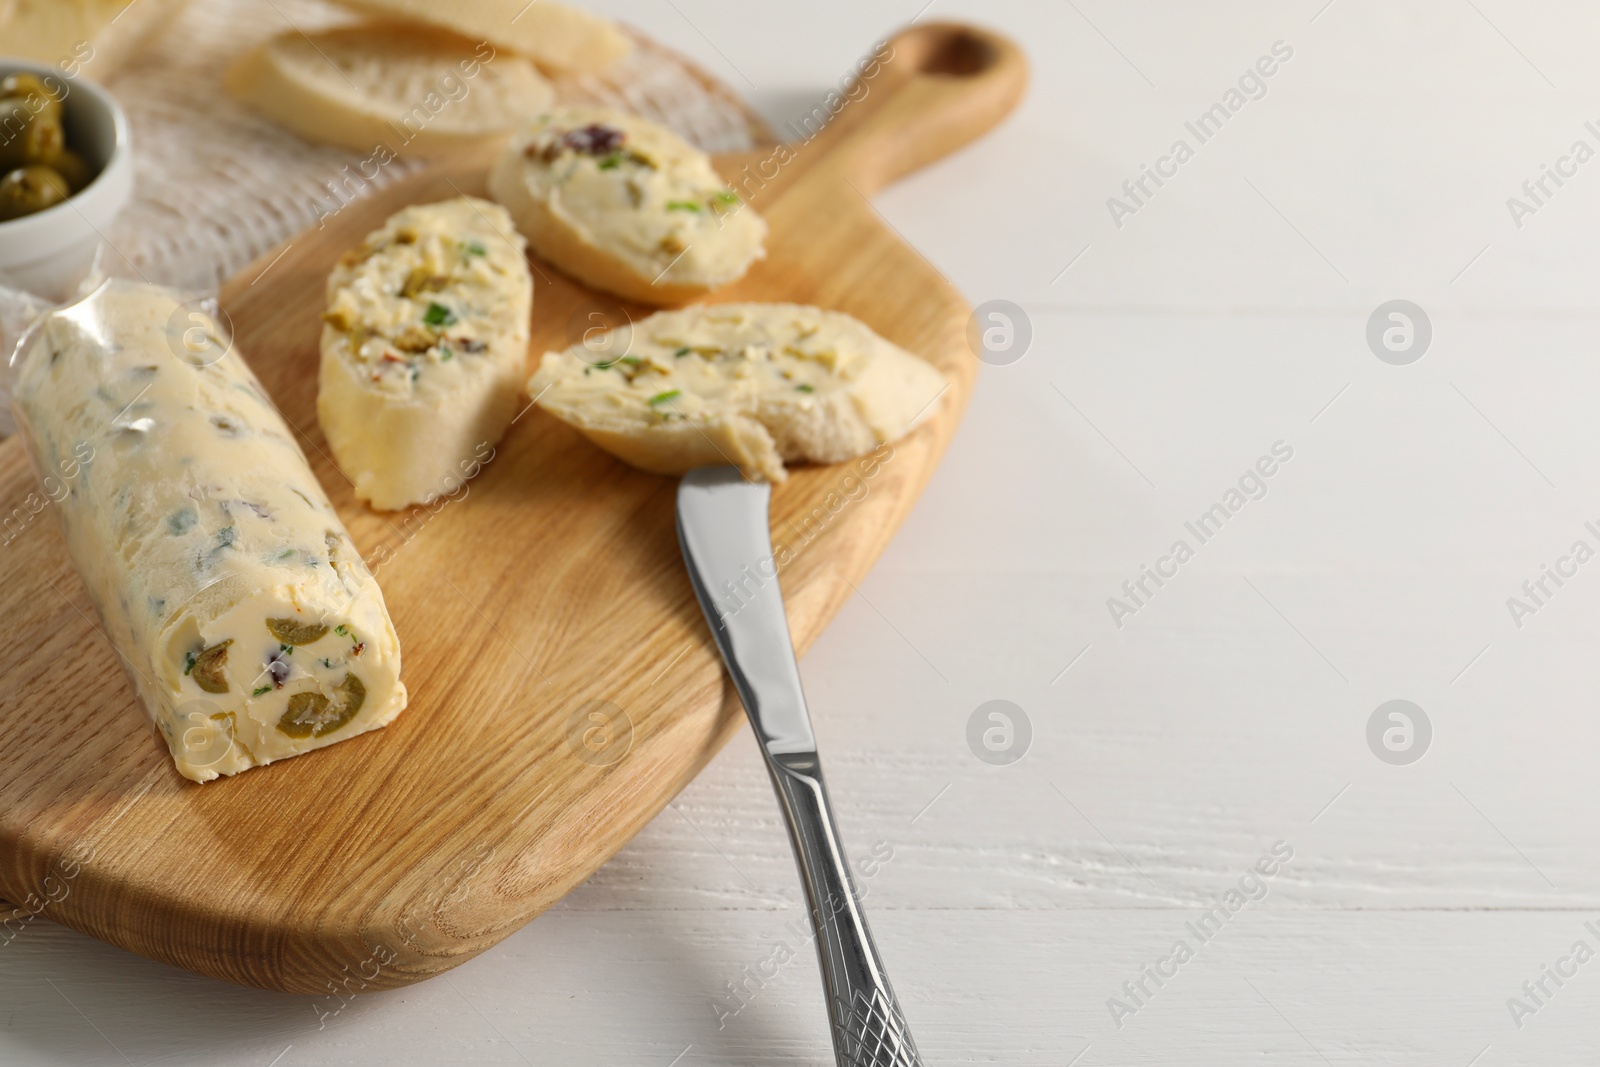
<box><xmin>0</xmin><ymin>0</ymin><xmax>192</xmax><ymax>79</ymax></box>
<box><xmin>329</xmin><ymin>0</ymin><xmax>631</xmax><ymax>73</ymax></box>
<box><xmin>225</xmin><ymin>24</ymin><xmax>554</xmax><ymax>157</ymax></box>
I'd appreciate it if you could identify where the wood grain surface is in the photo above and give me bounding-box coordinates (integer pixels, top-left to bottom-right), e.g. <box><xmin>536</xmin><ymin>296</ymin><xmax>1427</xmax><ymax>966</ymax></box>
<box><xmin>0</xmin><ymin>22</ymin><xmax>1026</xmax><ymax>993</ymax></box>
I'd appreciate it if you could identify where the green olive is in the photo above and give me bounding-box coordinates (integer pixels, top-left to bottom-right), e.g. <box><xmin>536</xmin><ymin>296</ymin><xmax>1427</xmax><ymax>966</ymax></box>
<box><xmin>191</xmin><ymin>639</ymin><xmax>233</xmax><ymax>694</ymax></box>
<box><xmin>0</xmin><ymin>166</ymin><xmax>69</xmax><ymax>221</ymax></box>
<box><xmin>0</xmin><ymin>98</ymin><xmax>63</xmax><ymax>169</ymax></box>
<box><xmin>267</xmin><ymin>618</ymin><xmax>330</xmax><ymax>645</ymax></box>
<box><xmin>277</xmin><ymin>692</ymin><xmax>325</xmax><ymax>739</ymax></box>
<box><xmin>51</xmin><ymin>149</ymin><xmax>90</xmax><ymax>192</ymax></box>
<box><xmin>276</xmin><ymin>673</ymin><xmax>366</xmax><ymax>738</ymax></box>
<box><xmin>335</xmin><ymin>673</ymin><xmax>366</xmax><ymax>721</ymax></box>
<box><xmin>26</xmin><ymin>117</ymin><xmax>63</xmax><ymax>165</ymax></box>
<box><xmin>0</xmin><ymin>74</ymin><xmax>63</xmax><ymax>121</ymax></box>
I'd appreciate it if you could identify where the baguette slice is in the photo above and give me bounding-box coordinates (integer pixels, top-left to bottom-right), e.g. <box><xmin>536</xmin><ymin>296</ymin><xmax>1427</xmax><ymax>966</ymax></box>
<box><xmin>528</xmin><ymin>304</ymin><xmax>947</xmax><ymax>482</ymax></box>
<box><xmin>225</xmin><ymin>24</ymin><xmax>554</xmax><ymax>156</ymax></box>
<box><xmin>319</xmin><ymin>197</ymin><xmax>532</xmax><ymax>511</ymax></box>
<box><xmin>0</xmin><ymin>0</ymin><xmax>189</xmax><ymax>79</ymax></box>
<box><xmin>330</xmin><ymin>0</ymin><xmax>631</xmax><ymax>73</ymax></box>
<box><xmin>489</xmin><ymin>108</ymin><xmax>767</xmax><ymax>306</ymax></box>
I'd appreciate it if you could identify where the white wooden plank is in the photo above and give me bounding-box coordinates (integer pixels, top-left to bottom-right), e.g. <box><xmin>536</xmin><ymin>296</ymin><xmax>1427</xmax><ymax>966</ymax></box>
<box><xmin>9</xmin><ymin>909</ymin><xmax>1600</xmax><ymax>1065</ymax></box>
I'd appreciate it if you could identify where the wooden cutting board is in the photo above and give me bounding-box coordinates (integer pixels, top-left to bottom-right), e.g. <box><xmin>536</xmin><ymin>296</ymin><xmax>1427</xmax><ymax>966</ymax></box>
<box><xmin>0</xmin><ymin>22</ymin><xmax>1025</xmax><ymax>993</ymax></box>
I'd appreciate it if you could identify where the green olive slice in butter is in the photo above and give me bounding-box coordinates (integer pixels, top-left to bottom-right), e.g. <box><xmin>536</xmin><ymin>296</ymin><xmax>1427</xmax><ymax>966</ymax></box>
<box><xmin>192</xmin><ymin>640</ymin><xmax>233</xmax><ymax>694</ymax></box>
<box><xmin>277</xmin><ymin>673</ymin><xmax>366</xmax><ymax>739</ymax></box>
<box><xmin>267</xmin><ymin>618</ymin><xmax>330</xmax><ymax>645</ymax></box>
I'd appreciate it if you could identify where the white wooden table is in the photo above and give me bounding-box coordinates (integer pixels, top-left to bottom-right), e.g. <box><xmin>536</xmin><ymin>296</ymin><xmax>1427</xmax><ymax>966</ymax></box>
<box><xmin>7</xmin><ymin>0</ymin><xmax>1600</xmax><ymax>1063</ymax></box>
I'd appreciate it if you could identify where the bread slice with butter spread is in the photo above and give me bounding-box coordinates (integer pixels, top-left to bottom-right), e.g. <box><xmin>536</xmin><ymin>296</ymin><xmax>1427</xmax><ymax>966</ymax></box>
<box><xmin>489</xmin><ymin>108</ymin><xmax>767</xmax><ymax>306</ymax></box>
<box><xmin>528</xmin><ymin>304</ymin><xmax>947</xmax><ymax>482</ymax></box>
<box><xmin>319</xmin><ymin>197</ymin><xmax>532</xmax><ymax>511</ymax></box>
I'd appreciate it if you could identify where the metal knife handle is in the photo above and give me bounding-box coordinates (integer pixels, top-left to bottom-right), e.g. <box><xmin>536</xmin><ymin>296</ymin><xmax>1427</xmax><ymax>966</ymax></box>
<box><xmin>676</xmin><ymin>468</ymin><xmax>921</xmax><ymax>1067</ymax></box>
<box><xmin>765</xmin><ymin>750</ymin><xmax>922</xmax><ymax>1067</ymax></box>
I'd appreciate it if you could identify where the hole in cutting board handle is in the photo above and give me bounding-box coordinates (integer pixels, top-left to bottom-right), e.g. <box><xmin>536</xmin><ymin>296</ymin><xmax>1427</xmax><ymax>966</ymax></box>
<box><xmin>905</xmin><ymin>24</ymin><xmax>1001</xmax><ymax>77</ymax></box>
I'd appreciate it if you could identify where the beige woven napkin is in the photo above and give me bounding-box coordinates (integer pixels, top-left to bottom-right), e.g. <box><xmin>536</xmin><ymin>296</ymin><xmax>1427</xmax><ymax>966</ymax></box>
<box><xmin>100</xmin><ymin>0</ymin><xmax>765</xmax><ymax>290</ymax></box>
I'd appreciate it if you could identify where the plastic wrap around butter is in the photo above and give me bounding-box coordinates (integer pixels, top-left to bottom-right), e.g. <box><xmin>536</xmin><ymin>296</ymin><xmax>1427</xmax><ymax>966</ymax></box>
<box><xmin>9</xmin><ymin>280</ymin><xmax>407</xmax><ymax>782</ymax></box>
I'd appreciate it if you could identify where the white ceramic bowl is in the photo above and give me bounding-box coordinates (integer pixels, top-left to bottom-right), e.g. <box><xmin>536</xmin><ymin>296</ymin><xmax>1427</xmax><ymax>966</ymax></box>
<box><xmin>0</xmin><ymin>58</ymin><xmax>133</xmax><ymax>300</ymax></box>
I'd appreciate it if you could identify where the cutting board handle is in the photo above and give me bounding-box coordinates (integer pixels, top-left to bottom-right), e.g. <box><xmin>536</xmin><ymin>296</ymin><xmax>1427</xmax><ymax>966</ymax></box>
<box><xmin>808</xmin><ymin>21</ymin><xmax>1029</xmax><ymax>194</ymax></box>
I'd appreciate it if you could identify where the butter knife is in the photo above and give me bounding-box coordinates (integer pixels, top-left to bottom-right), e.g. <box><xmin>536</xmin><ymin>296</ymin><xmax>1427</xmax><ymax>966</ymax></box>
<box><xmin>677</xmin><ymin>466</ymin><xmax>922</xmax><ymax>1067</ymax></box>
